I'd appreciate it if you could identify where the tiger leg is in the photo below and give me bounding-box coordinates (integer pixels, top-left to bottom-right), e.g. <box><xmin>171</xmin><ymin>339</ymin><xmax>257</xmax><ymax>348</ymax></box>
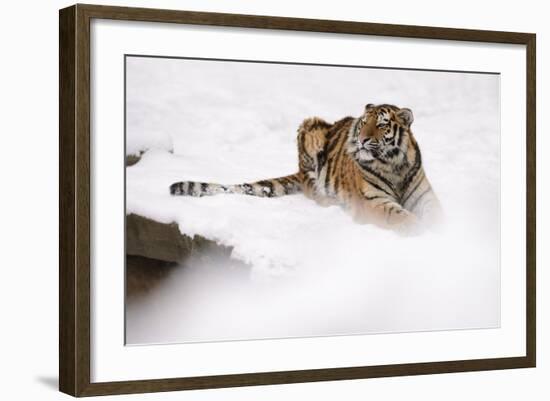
<box><xmin>352</xmin><ymin>192</ymin><xmax>420</xmax><ymax>234</ymax></box>
<box><xmin>296</xmin><ymin>117</ymin><xmax>333</xmax><ymax>205</ymax></box>
<box><xmin>401</xmin><ymin>175</ymin><xmax>443</xmax><ymax>227</ymax></box>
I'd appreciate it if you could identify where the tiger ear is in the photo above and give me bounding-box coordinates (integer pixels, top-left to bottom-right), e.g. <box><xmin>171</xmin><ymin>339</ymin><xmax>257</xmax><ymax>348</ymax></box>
<box><xmin>396</xmin><ymin>108</ymin><xmax>414</xmax><ymax>127</ymax></box>
<box><xmin>365</xmin><ymin>103</ymin><xmax>375</xmax><ymax>112</ymax></box>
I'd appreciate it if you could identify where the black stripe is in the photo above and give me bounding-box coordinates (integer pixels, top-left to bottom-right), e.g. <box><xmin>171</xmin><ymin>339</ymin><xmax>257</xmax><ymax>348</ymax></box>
<box><xmin>333</xmin><ymin>134</ymin><xmax>348</xmax><ymax>163</ymax></box>
<box><xmin>282</xmin><ymin>175</ymin><xmax>300</xmax><ymax>194</ymax></box>
<box><xmin>298</xmin><ymin>127</ymin><xmax>307</xmax><ymax>153</ymax></box>
<box><xmin>400</xmin><ymin>140</ymin><xmax>422</xmax><ymax>194</ymax></box>
<box><xmin>316</xmin><ymin>150</ymin><xmax>327</xmax><ymax>176</ymax></box>
<box><xmin>329</xmin><ymin>136</ymin><xmax>349</xmax><ymax>194</ymax></box>
<box><xmin>401</xmin><ymin>173</ymin><xmax>425</xmax><ymax>205</ymax></box>
<box><xmin>396</xmin><ymin>126</ymin><xmax>404</xmax><ymax>147</ymax></box>
<box><xmin>328</xmin><ymin>133</ymin><xmax>349</xmax><ymax>192</ymax></box>
<box><xmin>385</xmin><ymin>148</ymin><xmax>400</xmax><ymax>159</ymax></box>
<box><xmin>327</xmin><ymin>118</ymin><xmax>353</xmax><ymax>155</ymax></box>
<box><xmin>364</xmin><ymin>194</ymin><xmax>385</xmax><ymax>201</ymax></box>
<box><xmin>256</xmin><ymin>180</ymin><xmax>271</xmax><ymax>187</ymax></box>
<box><xmin>242</xmin><ymin>183</ymin><xmax>253</xmax><ymax>195</ymax></box>
<box><xmin>324</xmin><ymin>161</ymin><xmax>332</xmax><ymax>194</ymax></box>
<box><xmin>169</xmin><ymin>182</ymin><xmax>180</xmax><ymax>195</ymax></box>
<box><xmin>277</xmin><ymin>177</ymin><xmax>290</xmax><ymax>193</ymax></box>
<box><xmin>325</xmin><ymin>121</ymin><xmax>342</xmax><ymax>139</ymax></box>
<box><xmin>372</xmin><ymin>151</ymin><xmax>388</xmax><ymax>164</ymax></box>
<box><xmin>188</xmin><ymin>181</ymin><xmax>195</xmax><ymax>195</ymax></box>
<box><xmin>290</xmin><ymin>174</ymin><xmax>301</xmax><ymax>184</ymax></box>
<box><xmin>363</xmin><ymin>179</ymin><xmax>395</xmax><ymax>198</ymax></box>
<box><xmin>326</xmin><ymin>131</ymin><xmax>343</xmax><ymax>156</ymax></box>
<box><xmin>280</xmin><ymin>175</ymin><xmax>301</xmax><ymax>193</ymax></box>
<box><xmin>325</xmin><ymin>136</ymin><xmax>345</xmax><ymax>193</ymax></box>
<box><xmin>359</xmin><ymin>163</ymin><xmax>396</xmax><ymax>195</ymax></box>
<box><xmin>304</xmin><ymin>176</ymin><xmax>316</xmax><ymax>193</ymax></box>
<box><xmin>301</xmin><ymin>153</ymin><xmax>314</xmax><ymax>171</ymax></box>
<box><xmin>334</xmin><ymin>169</ymin><xmax>341</xmax><ymax>194</ymax></box>
<box><xmin>200</xmin><ymin>182</ymin><xmax>208</xmax><ymax>194</ymax></box>
<box><xmin>257</xmin><ymin>180</ymin><xmax>274</xmax><ymax>197</ymax></box>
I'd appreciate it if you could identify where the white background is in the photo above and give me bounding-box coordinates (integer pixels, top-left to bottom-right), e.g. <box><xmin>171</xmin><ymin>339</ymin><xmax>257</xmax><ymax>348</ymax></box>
<box><xmin>93</xmin><ymin>20</ymin><xmax>523</xmax><ymax>381</ymax></box>
<box><xmin>0</xmin><ymin>0</ymin><xmax>546</xmax><ymax>400</ymax></box>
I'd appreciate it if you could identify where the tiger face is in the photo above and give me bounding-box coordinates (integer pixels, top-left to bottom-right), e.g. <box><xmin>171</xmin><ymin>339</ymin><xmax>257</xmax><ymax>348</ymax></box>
<box><xmin>349</xmin><ymin>103</ymin><xmax>414</xmax><ymax>165</ymax></box>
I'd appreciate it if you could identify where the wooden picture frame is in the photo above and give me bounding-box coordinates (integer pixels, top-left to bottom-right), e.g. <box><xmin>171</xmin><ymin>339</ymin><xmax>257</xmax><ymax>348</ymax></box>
<box><xmin>59</xmin><ymin>3</ymin><xmax>536</xmax><ymax>397</ymax></box>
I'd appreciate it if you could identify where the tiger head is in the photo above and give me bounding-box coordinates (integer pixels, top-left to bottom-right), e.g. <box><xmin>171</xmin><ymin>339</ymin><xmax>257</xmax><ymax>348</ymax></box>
<box><xmin>349</xmin><ymin>103</ymin><xmax>415</xmax><ymax>165</ymax></box>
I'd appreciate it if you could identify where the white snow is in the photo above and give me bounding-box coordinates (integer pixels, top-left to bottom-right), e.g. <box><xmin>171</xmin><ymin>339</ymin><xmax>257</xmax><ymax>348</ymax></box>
<box><xmin>125</xmin><ymin>56</ymin><xmax>500</xmax><ymax>344</ymax></box>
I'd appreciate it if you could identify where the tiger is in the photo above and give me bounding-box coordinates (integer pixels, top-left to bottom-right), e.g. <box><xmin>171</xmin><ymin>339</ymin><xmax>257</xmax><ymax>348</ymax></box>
<box><xmin>169</xmin><ymin>103</ymin><xmax>442</xmax><ymax>234</ymax></box>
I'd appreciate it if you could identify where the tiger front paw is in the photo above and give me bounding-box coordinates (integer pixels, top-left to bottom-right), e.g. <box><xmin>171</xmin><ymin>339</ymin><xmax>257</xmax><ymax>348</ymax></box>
<box><xmin>391</xmin><ymin>210</ymin><xmax>422</xmax><ymax>236</ymax></box>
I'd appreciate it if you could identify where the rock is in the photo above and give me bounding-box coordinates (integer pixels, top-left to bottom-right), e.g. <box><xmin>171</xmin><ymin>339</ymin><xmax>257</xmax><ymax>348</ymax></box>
<box><xmin>126</xmin><ymin>213</ymin><xmax>191</xmax><ymax>262</ymax></box>
<box><xmin>125</xmin><ymin>213</ymin><xmax>249</xmax><ymax>299</ymax></box>
<box><xmin>126</xmin><ymin>213</ymin><xmax>234</xmax><ymax>263</ymax></box>
<box><xmin>126</xmin><ymin>254</ymin><xmax>178</xmax><ymax>299</ymax></box>
<box><xmin>126</xmin><ymin>152</ymin><xmax>143</xmax><ymax>167</ymax></box>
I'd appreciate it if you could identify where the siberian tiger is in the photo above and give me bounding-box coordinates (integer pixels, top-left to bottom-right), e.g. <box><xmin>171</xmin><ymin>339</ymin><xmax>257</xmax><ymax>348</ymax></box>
<box><xmin>170</xmin><ymin>103</ymin><xmax>441</xmax><ymax>234</ymax></box>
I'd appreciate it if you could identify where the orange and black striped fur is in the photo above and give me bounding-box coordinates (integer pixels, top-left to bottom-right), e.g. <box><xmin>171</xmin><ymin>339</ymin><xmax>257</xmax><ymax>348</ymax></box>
<box><xmin>170</xmin><ymin>104</ymin><xmax>441</xmax><ymax>233</ymax></box>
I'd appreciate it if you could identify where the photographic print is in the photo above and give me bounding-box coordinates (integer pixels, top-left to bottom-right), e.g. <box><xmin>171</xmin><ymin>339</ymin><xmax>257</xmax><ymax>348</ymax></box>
<box><xmin>124</xmin><ymin>55</ymin><xmax>500</xmax><ymax>345</ymax></box>
<box><xmin>59</xmin><ymin>5</ymin><xmax>535</xmax><ymax>394</ymax></box>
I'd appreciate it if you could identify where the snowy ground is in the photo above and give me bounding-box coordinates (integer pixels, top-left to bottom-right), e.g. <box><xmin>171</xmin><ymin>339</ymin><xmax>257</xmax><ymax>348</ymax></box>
<box><xmin>125</xmin><ymin>56</ymin><xmax>500</xmax><ymax>345</ymax></box>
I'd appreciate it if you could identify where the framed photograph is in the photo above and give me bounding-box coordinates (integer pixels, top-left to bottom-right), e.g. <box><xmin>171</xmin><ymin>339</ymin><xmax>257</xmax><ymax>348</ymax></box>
<box><xmin>59</xmin><ymin>4</ymin><xmax>536</xmax><ymax>397</ymax></box>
